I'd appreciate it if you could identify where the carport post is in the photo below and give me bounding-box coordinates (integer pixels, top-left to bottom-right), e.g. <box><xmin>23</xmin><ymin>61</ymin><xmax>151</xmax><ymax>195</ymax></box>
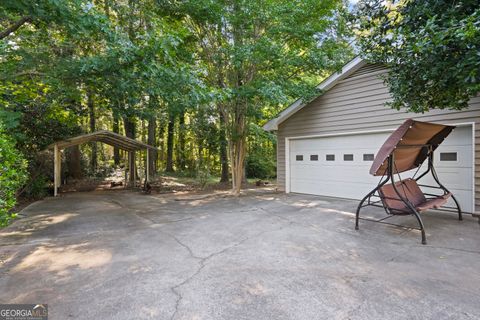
<box><xmin>146</xmin><ymin>149</ymin><xmax>149</xmax><ymax>182</ymax></box>
<box><xmin>54</xmin><ymin>144</ymin><xmax>59</xmax><ymax>197</ymax></box>
<box><xmin>124</xmin><ymin>165</ymin><xmax>128</xmax><ymax>189</ymax></box>
<box><xmin>133</xmin><ymin>151</ymin><xmax>136</xmax><ymax>184</ymax></box>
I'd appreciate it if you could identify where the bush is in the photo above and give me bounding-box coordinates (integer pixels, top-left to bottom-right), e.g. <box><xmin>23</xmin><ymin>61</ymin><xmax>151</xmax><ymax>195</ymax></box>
<box><xmin>196</xmin><ymin>168</ymin><xmax>211</xmax><ymax>189</ymax></box>
<box><xmin>23</xmin><ymin>174</ymin><xmax>49</xmax><ymax>200</ymax></box>
<box><xmin>0</xmin><ymin>128</ymin><xmax>28</xmax><ymax>226</ymax></box>
<box><xmin>246</xmin><ymin>151</ymin><xmax>276</xmax><ymax>180</ymax></box>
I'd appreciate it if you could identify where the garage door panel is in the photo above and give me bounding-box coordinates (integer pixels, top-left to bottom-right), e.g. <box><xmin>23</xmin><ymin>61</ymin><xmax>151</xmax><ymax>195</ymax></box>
<box><xmin>419</xmin><ymin>185</ymin><xmax>471</xmax><ymax>210</ymax></box>
<box><xmin>289</xmin><ymin>125</ymin><xmax>474</xmax><ymax>213</ymax></box>
<box><xmin>290</xmin><ymin>180</ymin><xmax>377</xmax><ymax>200</ymax></box>
<box><xmin>438</xmin><ymin>126</ymin><xmax>472</xmax><ymax>146</ymax></box>
<box><xmin>291</xmin><ymin>167</ymin><xmax>378</xmax><ymax>184</ymax></box>
<box><xmin>433</xmin><ymin>146</ymin><xmax>472</xmax><ymax>168</ymax></box>
<box><xmin>420</xmin><ymin>168</ymin><xmax>471</xmax><ymax>191</ymax></box>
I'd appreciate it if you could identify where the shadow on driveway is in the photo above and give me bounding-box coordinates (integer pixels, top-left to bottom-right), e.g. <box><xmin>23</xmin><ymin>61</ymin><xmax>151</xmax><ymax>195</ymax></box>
<box><xmin>0</xmin><ymin>190</ymin><xmax>479</xmax><ymax>319</ymax></box>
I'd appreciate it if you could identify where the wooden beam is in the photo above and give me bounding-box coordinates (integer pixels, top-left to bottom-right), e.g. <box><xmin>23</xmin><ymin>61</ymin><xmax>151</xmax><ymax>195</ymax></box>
<box><xmin>146</xmin><ymin>150</ymin><xmax>150</xmax><ymax>183</ymax></box>
<box><xmin>57</xmin><ymin>149</ymin><xmax>62</xmax><ymax>188</ymax></box>
<box><xmin>133</xmin><ymin>151</ymin><xmax>137</xmax><ymax>185</ymax></box>
<box><xmin>54</xmin><ymin>144</ymin><xmax>58</xmax><ymax>197</ymax></box>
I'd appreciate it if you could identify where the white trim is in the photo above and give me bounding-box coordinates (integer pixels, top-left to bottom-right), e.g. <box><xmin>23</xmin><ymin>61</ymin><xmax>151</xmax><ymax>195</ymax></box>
<box><xmin>285</xmin><ymin>137</ymin><xmax>291</xmax><ymax>193</ymax></box>
<box><xmin>263</xmin><ymin>56</ymin><xmax>366</xmax><ymax>131</ymax></box>
<box><xmin>471</xmin><ymin>122</ymin><xmax>476</xmax><ymax>213</ymax></box>
<box><xmin>284</xmin><ymin>121</ymin><xmax>476</xmax><ymax>212</ymax></box>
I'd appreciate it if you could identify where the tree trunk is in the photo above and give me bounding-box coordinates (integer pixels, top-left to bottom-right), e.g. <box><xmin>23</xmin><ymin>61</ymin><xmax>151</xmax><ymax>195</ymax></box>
<box><xmin>147</xmin><ymin>116</ymin><xmax>157</xmax><ymax>176</ymax></box>
<box><xmin>198</xmin><ymin>138</ymin><xmax>204</xmax><ymax>169</ymax></box>
<box><xmin>124</xmin><ymin>117</ymin><xmax>136</xmax><ymax>138</ymax></box>
<box><xmin>219</xmin><ymin>111</ymin><xmax>229</xmax><ymax>183</ymax></box>
<box><xmin>124</xmin><ymin>117</ymin><xmax>136</xmax><ymax>183</ymax></box>
<box><xmin>88</xmin><ymin>90</ymin><xmax>97</xmax><ymax>172</ymax></box>
<box><xmin>112</xmin><ymin>112</ymin><xmax>120</xmax><ymax>166</ymax></box>
<box><xmin>165</xmin><ymin>114</ymin><xmax>175</xmax><ymax>172</ymax></box>
<box><xmin>225</xmin><ymin>99</ymin><xmax>247</xmax><ymax>195</ymax></box>
<box><xmin>177</xmin><ymin>111</ymin><xmax>186</xmax><ymax>171</ymax></box>
<box><xmin>157</xmin><ymin>118</ymin><xmax>165</xmax><ymax>171</ymax></box>
<box><xmin>66</xmin><ymin>145</ymin><xmax>82</xmax><ymax>180</ymax></box>
<box><xmin>229</xmin><ymin>137</ymin><xmax>247</xmax><ymax>195</ymax></box>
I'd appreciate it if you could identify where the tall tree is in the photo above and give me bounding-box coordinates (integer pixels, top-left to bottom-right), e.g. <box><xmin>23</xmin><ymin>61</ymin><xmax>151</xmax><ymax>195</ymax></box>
<box><xmin>159</xmin><ymin>0</ymin><xmax>352</xmax><ymax>193</ymax></box>
<box><xmin>354</xmin><ymin>0</ymin><xmax>480</xmax><ymax>112</ymax></box>
<box><xmin>87</xmin><ymin>89</ymin><xmax>97</xmax><ymax>172</ymax></box>
<box><xmin>219</xmin><ymin>113</ymin><xmax>229</xmax><ymax>183</ymax></box>
<box><xmin>112</xmin><ymin>111</ymin><xmax>121</xmax><ymax>166</ymax></box>
<box><xmin>147</xmin><ymin>116</ymin><xmax>157</xmax><ymax>176</ymax></box>
<box><xmin>177</xmin><ymin>111</ymin><xmax>186</xmax><ymax>171</ymax></box>
<box><xmin>124</xmin><ymin>116</ymin><xmax>136</xmax><ymax>183</ymax></box>
<box><xmin>165</xmin><ymin>114</ymin><xmax>175</xmax><ymax>172</ymax></box>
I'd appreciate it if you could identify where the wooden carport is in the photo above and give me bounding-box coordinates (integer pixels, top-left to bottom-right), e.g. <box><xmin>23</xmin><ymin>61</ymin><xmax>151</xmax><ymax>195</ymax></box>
<box><xmin>46</xmin><ymin>130</ymin><xmax>157</xmax><ymax>196</ymax></box>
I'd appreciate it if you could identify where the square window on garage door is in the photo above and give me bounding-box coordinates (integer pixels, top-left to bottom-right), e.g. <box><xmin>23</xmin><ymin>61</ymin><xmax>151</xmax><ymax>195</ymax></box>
<box><xmin>326</xmin><ymin>154</ymin><xmax>335</xmax><ymax>161</ymax></box>
<box><xmin>343</xmin><ymin>154</ymin><xmax>354</xmax><ymax>161</ymax></box>
<box><xmin>310</xmin><ymin>155</ymin><xmax>318</xmax><ymax>161</ymax></box>
<box><xmin>440</xmin><ymin>152</ymin><xmax>457</xmax><ymax>161</ymax></box>
<box><xmin>296</xmin><ymin>155</ymin><xmax>303</xmax><ymax>161</ymax></box>
<box><xmin>363</xmin><ymin>154</ymin><xmax>374</xmax><ymax>161</ymax></box>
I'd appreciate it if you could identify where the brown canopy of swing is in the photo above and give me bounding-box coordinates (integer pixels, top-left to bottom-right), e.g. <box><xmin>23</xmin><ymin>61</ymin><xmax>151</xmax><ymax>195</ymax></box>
<box><xmin>370</xmin><ymin>119</ymin><xmax>455</xmax><ymax>176</ymax></box>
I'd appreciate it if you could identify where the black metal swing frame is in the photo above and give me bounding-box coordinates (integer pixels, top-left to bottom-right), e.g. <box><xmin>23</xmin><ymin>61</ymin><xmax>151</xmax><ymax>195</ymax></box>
<box><xmin>355</xmin><ymin>143</ymin><xmax>463</xmax><ymax>245</ymax></box>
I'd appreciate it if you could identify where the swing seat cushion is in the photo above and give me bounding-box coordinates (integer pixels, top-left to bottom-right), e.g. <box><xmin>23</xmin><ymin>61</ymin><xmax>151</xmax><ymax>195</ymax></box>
<box><xmin>416</xmin><ymin>194</ymin><xmax>451</xmax><ymax>212</ymax></box>
<box><xmin>378</xmin><ymin>178</ymin><xmax>451</xmax><ymax>214</ymax></box>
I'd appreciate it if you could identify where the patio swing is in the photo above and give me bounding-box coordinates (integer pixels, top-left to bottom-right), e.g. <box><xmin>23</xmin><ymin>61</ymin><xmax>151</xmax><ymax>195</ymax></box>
<box><xmin>355</xmin><ymin>119</ymin><xmax>462</xmax><ymax>244</ymax></box>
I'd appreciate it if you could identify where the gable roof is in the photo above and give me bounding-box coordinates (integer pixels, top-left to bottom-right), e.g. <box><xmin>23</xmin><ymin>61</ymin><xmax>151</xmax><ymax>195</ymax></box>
<box><xmin>46</xmin><ymin>130</ymin><xmax>158</xmax><ymax>152</ymax></box>
<box><xmin>263</xmin><ymin>56</ymin><xmax>366</xmax><ymax>131</ymax></box>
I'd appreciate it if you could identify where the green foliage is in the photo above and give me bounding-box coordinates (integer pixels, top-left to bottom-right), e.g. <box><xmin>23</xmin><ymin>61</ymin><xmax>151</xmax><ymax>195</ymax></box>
<box><xmin>246</xmin><ymin>152</ymin><xmax>276</xmax><ymax>180</ymax></box>
<box><xmin>161</xmin><ymin>0</ymin><xmax>353</xmax><ymax>114</ymax></box>
<box><xmin>23</xmin><ymin>174</ymin><xmax>48</xmax><ymax>200</ymax></box>
<box><xmin>246</xmin><ymin>124</ymin><xmax>276</xmax><ymax>179</ymax></box>
<box><xmin>0</xmin><ymin>0</ymin><xmax>354</xmax><ymax>195</ymax></box>
<box><xmin>354</xmin><ymin>0</ymin><xmax>480</xmax><ymax>112</ymax></box>
<box><xmin>0</xmin><ymin>125</ymin><xmax>28</xmax><ymax>226</ymax></box>
<box><xmin>158</xmin><ymin>0</ymin><xmax>353</xmax><ymax>191</ymax></box>
<box><xmin>196</xmin><ymin>167</ymin><xmax>211</xmax><ymax>189</ymax></box>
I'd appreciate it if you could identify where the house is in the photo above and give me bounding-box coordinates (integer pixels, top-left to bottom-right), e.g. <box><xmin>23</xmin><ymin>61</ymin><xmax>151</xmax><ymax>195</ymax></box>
<box><xmin>263</xmin><ymin>57</ymin><xmax>479</xmax><ymax>213</ymax></box>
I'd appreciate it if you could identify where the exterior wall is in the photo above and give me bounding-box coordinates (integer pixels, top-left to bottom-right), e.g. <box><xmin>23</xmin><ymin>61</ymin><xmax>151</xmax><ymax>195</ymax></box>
<box><xmin>276</xmin><ymin>64</ymin><xmax>480</xmax><ymax>212</ymax></box>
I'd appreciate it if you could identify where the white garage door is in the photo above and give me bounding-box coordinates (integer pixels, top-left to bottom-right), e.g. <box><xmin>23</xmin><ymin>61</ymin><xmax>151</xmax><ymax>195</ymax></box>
<box><xmin>288</xmin><ymin>125</ymin><xmax>474</xmax><ymax>213</ymax></box>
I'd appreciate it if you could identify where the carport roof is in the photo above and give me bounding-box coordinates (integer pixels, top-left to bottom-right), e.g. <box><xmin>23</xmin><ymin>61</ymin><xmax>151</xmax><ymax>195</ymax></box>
<box><xmin>46</xmin><ymin>130</ymin><xmax>157</xmax><ymax>152</ymax></box>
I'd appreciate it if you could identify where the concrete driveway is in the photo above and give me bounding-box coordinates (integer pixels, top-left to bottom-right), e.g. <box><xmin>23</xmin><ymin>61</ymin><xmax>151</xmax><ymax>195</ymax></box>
<box><xmin>0</xmin><ymin>190</ymin><xmax>479</xmax><ymax>320</ymax></box>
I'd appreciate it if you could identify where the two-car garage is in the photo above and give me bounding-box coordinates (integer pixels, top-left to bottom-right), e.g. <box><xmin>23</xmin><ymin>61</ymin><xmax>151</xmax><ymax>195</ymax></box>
<box><xmin>287</xmin><ymin>124</ymin><xmax>474</xmax><ymax>213</ymax></box>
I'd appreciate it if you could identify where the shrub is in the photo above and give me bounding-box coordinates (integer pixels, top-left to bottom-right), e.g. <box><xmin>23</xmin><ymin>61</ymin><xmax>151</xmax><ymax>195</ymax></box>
<box><xmin>0</xmin><ymin>127</ymin><xmax>28</xmax><ymax>226</ymax></box>
<box><xmin>23</xmin><ymin>174</ymin><xmax>49</xmax><ymax>200</ymax></box>
<box><xmin>246</xmin><ymin>151</ymin><xmax>276</xmax><ymax>180</ymax></box>
<box><xmin>196</xmin><ymin>166</ymin><xmax>211</xmax><ymax>189</ymax></box>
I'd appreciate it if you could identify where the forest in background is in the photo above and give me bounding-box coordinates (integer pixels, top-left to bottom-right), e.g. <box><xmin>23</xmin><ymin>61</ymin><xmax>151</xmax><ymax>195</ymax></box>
<box><xmin>1</xmin><ymin>0</ymin><xmax>478</xmax><ymax>225</ymax></box>
<box><xmin>0</xmin><ymin>0</ymin><xmax>353</xmax><ymax>202</ymax></box>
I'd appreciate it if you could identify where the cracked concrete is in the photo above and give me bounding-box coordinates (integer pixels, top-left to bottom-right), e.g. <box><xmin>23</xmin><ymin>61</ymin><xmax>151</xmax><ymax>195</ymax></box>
<box><xmin>0</xmin><ymin>189</ymin><xmax>479</xmax><ymax>320</ymax></box>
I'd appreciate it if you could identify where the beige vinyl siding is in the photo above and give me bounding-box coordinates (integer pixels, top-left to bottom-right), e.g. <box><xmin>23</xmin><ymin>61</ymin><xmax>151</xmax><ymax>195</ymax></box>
<box><xmin>276</xmin><ymin>64</ymin><xmax>480</xmax><ymax>212</ymax></box>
